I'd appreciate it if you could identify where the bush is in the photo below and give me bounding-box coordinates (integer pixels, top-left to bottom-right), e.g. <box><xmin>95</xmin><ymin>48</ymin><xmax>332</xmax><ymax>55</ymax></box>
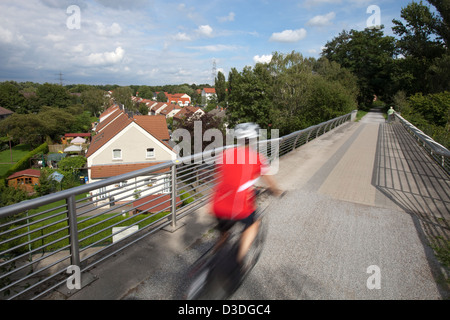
<box><xmin>401</xmin><ymin>91</ymin><xmax>450</xmax><ymax>149</ymax></box>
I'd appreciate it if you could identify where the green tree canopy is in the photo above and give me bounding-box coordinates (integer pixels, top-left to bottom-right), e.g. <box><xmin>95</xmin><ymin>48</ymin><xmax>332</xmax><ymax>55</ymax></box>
<box><xmin>0</xmin><ymin>81</ymin><xmax>28</xmax><ymax>113</ymax></box>
<box><xmin>322</xmin><ymin>27</ymin><xmax>397</xmax><ymax>107</ymax></box>
<box><xmin>36</xmin><ymin>83</ymin><xmax>72</xmax><ymax>108</ymax></box>
<box><xmin>215</xmin><ymin>71</ymin><xmax>227</xmax><ymax>105</ymax></box>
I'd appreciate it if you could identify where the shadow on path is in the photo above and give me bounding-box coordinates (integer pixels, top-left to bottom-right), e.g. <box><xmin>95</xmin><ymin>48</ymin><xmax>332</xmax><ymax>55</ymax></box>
<box><xmin>372</xmin><ymin>121</ymin><xmax>450</xmax><ymax>298</ymax></box>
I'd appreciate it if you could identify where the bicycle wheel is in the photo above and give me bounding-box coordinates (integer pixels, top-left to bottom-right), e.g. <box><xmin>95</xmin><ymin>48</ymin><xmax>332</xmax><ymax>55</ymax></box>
<box><xmin>186</xmin><ymin>243</ymin><xmax>238</xmax><ymax>300</ymax></box>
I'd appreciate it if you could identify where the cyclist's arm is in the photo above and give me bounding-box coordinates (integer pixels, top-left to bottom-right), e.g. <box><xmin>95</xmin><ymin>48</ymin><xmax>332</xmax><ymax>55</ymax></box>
<box><xmin>261</xmin><ymin>174</ymin><xmax>283</xmax><ymax>197</ymax></box>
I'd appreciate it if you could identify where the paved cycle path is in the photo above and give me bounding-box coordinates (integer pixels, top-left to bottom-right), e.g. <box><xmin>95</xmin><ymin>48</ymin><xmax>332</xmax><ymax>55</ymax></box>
<box><xmin>232</xmin><ymin>111</ymin><xmax>449</xmax><ymax>299</ymax></box>
<box><xmin>64</xmin><ymin>110</ymin><xmax>449</xmax><ymax>300</ymax></box>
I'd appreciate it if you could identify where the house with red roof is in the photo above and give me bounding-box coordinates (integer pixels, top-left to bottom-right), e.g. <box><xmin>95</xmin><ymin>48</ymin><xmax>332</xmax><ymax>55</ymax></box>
<box><xmin>166</xmin><ymin>93</ymin><xmax>191</xmax><ymax>106</ymax></box>
<box><xmin>7</xmin><ymin>169</ymin><xmax>41</xmax><ymax>193</ymax></box>
<box><xmin>159</xmin><ymin>104</ymin><xmax>182</xmax><ymax>118</ymax></box>
<box><xmin>86</xmin><ymin>110</ymin><xmax>177</xmax><ymax>208</ymax></box>
<box><xmin>173</xmin><ymin>106</ymin><xmax>205</xmax><ymax>124</ymax></box>
<box><xmin>201</xmin><ymin>88</ymin><xmax>216</xmax><ymax>104</ymax></box>
<box><xmin>148</xmin><ymin>102</ymin><xmax>169</xmax><ymax>115</ymax></box>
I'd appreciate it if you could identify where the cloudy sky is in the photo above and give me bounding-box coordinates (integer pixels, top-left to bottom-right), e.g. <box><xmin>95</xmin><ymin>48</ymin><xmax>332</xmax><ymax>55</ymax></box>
<box><xmin>0</xmin><ymin>0</ymin><xmax>412</xmax><ymax>86</ymax></box>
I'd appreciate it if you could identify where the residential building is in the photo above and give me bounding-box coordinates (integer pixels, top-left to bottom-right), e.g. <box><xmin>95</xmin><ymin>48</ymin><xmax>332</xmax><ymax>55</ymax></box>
<box><xmin>86</xmin><ymin>111</ymin><xmax>177</xmax><ymax>207</ymax></box>
<box><xmin>173</xmin><ymin>106</ymin><xmax>205</xmax><ymax>124</ymax></box>
<box><xmin>159</xmin><ymin>104</ymin><xmax>182</xmax><ymax>118</ymax></box>
<box><xmin>201</xmin><ymin>88</ymin><xmax>216</xmax><ymax>104</ymax></box>
<box><xmin>166</xmin><ymin>93</ymin><xmax>191</xmax><ymax>106</ymax></box>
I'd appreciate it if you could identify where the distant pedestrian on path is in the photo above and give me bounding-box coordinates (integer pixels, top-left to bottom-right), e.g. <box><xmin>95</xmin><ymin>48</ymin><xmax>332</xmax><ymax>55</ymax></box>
<box><xmin>387</xmin><ymin>106</ymin><xmax>395</xmax><ymax>123</ymax></box>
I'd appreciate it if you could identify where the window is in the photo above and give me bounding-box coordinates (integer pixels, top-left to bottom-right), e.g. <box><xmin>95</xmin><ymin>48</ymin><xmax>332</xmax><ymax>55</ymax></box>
<box><xmin>99</xmin><ymin>187</ymin><xmax>107</xmax><ymax>199</ymax></box>
<box><xmin>113</xmin><ymin>149</ymin><xmax>122</xmax><ymax>160</ymax></box>
<box><xmin>163</xmin><ymin>177</ymin><xmax>171</xmax><ymax>193</ymax></box>
<box><xmin>146</xmin><ymin>148</ymin><xmax>155</xmax><ymax>158</ymax></box>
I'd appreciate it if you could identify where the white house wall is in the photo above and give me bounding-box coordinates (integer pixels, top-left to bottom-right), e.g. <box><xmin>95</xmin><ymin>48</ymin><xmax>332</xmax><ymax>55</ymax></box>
<box><xmin>87</xmin><ymin>122</ymin><xmax>176</xmax><ymax>205</ymax></box>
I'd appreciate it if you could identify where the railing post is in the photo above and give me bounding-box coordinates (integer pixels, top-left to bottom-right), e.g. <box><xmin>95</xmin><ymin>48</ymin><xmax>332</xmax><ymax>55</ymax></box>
<box><xmin>66</xmin><ymin>195</ymin><xmax>80</xmax><ymax>268</ymax></box>
<box><xmin>170</xmin><ymin>163</ymin><xmax>177</xmax><ymax>229</ymax></box>
<box><xmin>292</xmin><ymin>134</ymin><xmax>300</xmax><ymax>151</ymax></box>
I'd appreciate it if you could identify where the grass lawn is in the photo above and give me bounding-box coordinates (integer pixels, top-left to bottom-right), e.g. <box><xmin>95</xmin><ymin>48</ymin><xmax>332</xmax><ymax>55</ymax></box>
<box><xmin>0</xmin><ymin>144</ymin><xmax>32</xmax><ymax>177</ymax></box>
<box><xmin>1</xmin><ymin>192</ymin><xmax>170</xmax><ymax>255</ymax></box>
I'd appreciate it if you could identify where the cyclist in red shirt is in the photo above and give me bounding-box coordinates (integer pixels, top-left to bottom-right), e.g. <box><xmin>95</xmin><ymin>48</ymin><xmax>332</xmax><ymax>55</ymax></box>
<box><xmin>211</xmin><ymin>122</ymin><xmax>282</xmax><ymax>264</ymax></box>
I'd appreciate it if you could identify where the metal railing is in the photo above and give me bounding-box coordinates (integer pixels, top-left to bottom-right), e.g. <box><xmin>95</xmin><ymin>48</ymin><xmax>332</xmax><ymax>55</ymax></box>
<box><xmin>394</xmin><ymin>113</ymin><xmax>450</xmax><ymax>175</ymax></box>
<box><xmin>0</xmin><ymin>111</ymin><xmax>355</xmax><ymax>300</ymax></box>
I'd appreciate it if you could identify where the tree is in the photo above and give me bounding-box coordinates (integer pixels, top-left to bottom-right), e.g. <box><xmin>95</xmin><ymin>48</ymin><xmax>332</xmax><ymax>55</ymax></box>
<box><xmin>138</xmin><ymin>103</ymin><xmax>149</xmax><ymax>115</ymax></box>
<box><xmin>322</xmin><ymin>27</ymin><xmax>397</xmax><ymax>107</ymax></box>
<box><xmin>156</xmin><ymin>91</ymin><xmax>167</xmax><ymax>102</ymax></box>
<box><xmin>0</xmin><ymin>113</ymin><xmax>46</xmax><ymax>147</ymax></box>
<box><xmin>112</xmin><ymin>86</ymin><xmax>135</xmax><ymax>111</ymax></box>
<box><xmin>227</xmin><ymin>64</ymin><xmax>274</xmax><ymax>130</ymax></box>
<box><xmin>174</xmin><ymin>112</ymin><xmax>226</xmax><ymax>156</ymax></box>
<box><xmin>226</xmin><ymin>51</ymin><xmax>358</xmax><ymax>136</ymax></box>
<box><xmin>39</xmin><ymin>107</ymin><xmax>76</xmax><ymax>142</ymax></box>
<box><xmin>427</xmin><ymin>0</ymin><xmax>450</xmax><ymax>47</ymax></box>
<box><xmin>391</xmin><ymin>1</ymin><xmax>448</xmax><ymax>95</ymax></box>
<box><xmin>81</xmin><ymin>89</ymin><xmax>108</xmax><ymax>117</ymax></box>
<box><xmin>392</xmin><ymin>1</ymin><xmax>446</xmax><ymax>59</ymax></box>
<box><xmin>0</xmin><ymin>81</ymin><xmax>28</xmax><ymax>113</ymax></box>
<box><xmin>215</xmin><ymin>71</ymin><xmax>227</xmax><ymax>105</ymax></box>
<box><xmin>36</xmin><ymin>83</ymin><xmax>72</xmax><ymax>108</ymax></box>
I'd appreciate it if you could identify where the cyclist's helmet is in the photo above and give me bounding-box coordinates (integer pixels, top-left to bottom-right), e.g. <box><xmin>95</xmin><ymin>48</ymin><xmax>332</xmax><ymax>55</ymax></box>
<box><xmin>234</xmin><ymin>122</ymin><xmax>260</xmax><ymax>140</ymax></box>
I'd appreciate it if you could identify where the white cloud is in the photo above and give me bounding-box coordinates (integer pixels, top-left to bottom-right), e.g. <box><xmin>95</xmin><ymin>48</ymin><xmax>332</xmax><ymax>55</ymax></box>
<box><xmin>45</xmin><ymin>33</ymin><xmax>65</xmax><ymax>42</ymax></box>
<box><xmin>0</xmin><ymin>25</ymin><xmax>14</xmax><ymax>44</ymax></box>
<box><xmin>307</xmin><ymin>12</ymin><xmax>336</xmax><ymax>27</ymax></box>
<box><xmin>218</xmin><ymin>12</ymin><xmax>235</xmax><ymax>23</ymax></box>
<box><xmin>270</xmin><ymin>29</ymin><xmax>307</xmax><ymax>42</ymax></box>
<box><xmin>197</xmin><ymin>25</ymin><xmax>213</xmax><ymax>37</ymax></box>
<box><xmin>72</xmin><ymin>44</ymin><xmax>84</xmax><ymax>53</ymax></box>
<box><xmin>253</xmin><ymin>54</ymin><xmax>273</xmax><ymax>64</ymax></box>
<box><xmin>87</xmin><ymin>46</ymin><xmax>125</xmax><ymax>66</ymax></box>
<box><xmin>173</xmin><ymin>32</ymin><xmax>192</xmax><ymax>41</ymax></box>
<box><xmin>96</xmin><ymin>22</ymin><xmax>122</xmax><ymax>36</ymax></box>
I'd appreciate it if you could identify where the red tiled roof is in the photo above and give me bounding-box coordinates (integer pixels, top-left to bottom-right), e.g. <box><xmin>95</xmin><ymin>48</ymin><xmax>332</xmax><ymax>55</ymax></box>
<box><xmin>96</xmin><ymin>108</ymin><xmax>124</xmax><ymax>132</ymax></box>
<box><xmin>133</xmin><ymin>115</ymin><xmax>170</xmax><ymax>141</ymax></box>
<box><xmin>86</xmin><ymin>112</ymin><xmax>132</xmax><ymax>157</ymax></box>
<box><xmin>0</xmin><ymin>106</ymin><xmax>13</xmax><ymax>116</ymax></box>
<box><xmin>203</xmin><ymin>88</ymin><xmax>216</xmax><ymax>94</ymax></box>
<box><xmin>173</xmin><ymin>106</ymin><xmax>203</xmax><ymax>120</ymax></box>
<box><xmin>91</xmin><ymin>162</ymin><xmax>169</xmax><ymax>179</ymax></box>
<box><xmin>7</xmin><ymin>169</ymin><xmax>41</xmax><ymax>180</ymax></box>
<box><xmin>133</xmin><ymin>194</ymin><xmax>181</xmax><ymax>213</ymax></box>
<box><xmin>99</xmin><ymin>104</ymin><xmax>120</xmax><ymax>119</ymax></box>
<box><xmin>159</xmin><ymin>105</ymin><xmax>181</xmax><ymax>116</ymax></box>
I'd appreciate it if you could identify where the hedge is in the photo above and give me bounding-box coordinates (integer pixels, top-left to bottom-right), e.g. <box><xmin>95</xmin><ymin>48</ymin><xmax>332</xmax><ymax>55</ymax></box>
<box><xmin>1</xmin><ymin>142</ymin><xmax>49</xmax><ymax>179</ymax></box>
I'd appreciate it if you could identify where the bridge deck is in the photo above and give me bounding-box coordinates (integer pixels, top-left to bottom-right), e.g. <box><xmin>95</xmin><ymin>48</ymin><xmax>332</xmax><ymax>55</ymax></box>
<box><xmin>50</xmin><ymin>110</ymin><xmax>449</xmax><ymax>300</ymax></box>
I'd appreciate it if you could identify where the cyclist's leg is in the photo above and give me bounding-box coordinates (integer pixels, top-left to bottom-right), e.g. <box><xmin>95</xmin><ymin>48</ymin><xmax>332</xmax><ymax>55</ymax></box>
<box><xmin>214</xmin><ymin>219</ymin><xmax>234</xmax><ymax>252</ymax></box>
<box><xmin>237</xmin><ymin>212</ymin><xmax>259</xmax><ymax>263</ymax></box>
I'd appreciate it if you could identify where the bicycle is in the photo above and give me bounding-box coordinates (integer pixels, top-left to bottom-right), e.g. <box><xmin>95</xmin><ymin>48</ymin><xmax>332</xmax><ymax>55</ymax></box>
<box><xmin>185</xmin><ymin>187</ymin><xmax>279</xmax><ymax>300</ymax></box>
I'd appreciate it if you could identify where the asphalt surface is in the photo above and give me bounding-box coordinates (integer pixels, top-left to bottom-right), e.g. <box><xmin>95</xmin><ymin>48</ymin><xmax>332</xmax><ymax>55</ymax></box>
<box><xmin>54</xmin><ymin>110</ymin><xmax>449</xmax><ymax>300</ymax></box>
